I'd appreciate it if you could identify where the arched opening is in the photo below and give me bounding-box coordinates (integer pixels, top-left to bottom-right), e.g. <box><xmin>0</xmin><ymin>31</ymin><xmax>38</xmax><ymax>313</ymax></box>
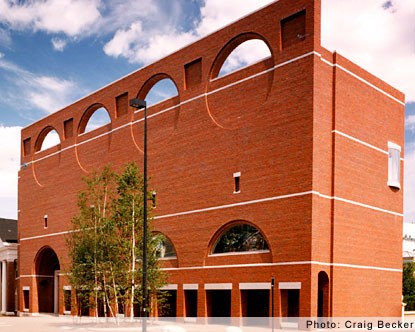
<box><xmin>153</xmin><ymin>233</ymin><xmax>177</xmax><ymax>259</ymax></box>
<box><xmin>210</xmin><ymin>34</ymin><xmax>273</xmax><ymax>80</ymax></box>
<box><xmin>79</xmin><ymin>105</ymin><xmax>111</xmax><ymax>134</ymax></box>
<box><xmin>34</xmin><ymin>247</ymin><xmax>60</xmax><ymax>313</ymax></box>
<box><xmin>317</xmin><ymin>271</ymin><xmax>329</xmax><ymax>317</ymax></box>
<box><xmin>206</xmin><ymin>34</ymin><xmax>274</xmax><ymax>129</ymax></box>
<box><xmin>211</xmin><ymin>222</ymin><xmax>269</xmax><ymax>254</ymax></box>
<box><xmin>217</xmin><ymin>39</ymin><xmax>272</xmax><ymax>77</ymax></box>
<box><xmin>35</xmin><ymin>127</ymin><xmax>61</xmax><ymax>152</ymax></box>
<box><xmin>143</xmin><ymin>78</ymin><xmax>178</xmax><ymax>107</ymax></box>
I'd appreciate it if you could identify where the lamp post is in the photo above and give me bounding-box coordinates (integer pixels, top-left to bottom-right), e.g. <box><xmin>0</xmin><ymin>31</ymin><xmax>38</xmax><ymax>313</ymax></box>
<box><xmin>129</xmin><ymin>98</ymin><xmax>148</xmax><ymax>332</ymax></box>
<box><xmin>271</xmin><ymin>276</ymin><xmax>275</xmax><ymax>332</ymax></box>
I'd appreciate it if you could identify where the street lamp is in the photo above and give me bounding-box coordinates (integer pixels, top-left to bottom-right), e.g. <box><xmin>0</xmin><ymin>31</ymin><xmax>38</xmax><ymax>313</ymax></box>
<box><xmin>129</xmin><ymin>98</ymin><xmax>148</xmax><ymax>332</ymax></box>
<box><xmin>271</xmin><ymin>276</ymin><xmax>275</xmax><ymax>332</ymax></box>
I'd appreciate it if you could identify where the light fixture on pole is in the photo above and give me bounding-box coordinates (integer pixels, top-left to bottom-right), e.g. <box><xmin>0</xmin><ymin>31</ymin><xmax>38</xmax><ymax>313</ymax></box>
<box><xmin>271</xmin><ymin>276</ymin><xmax>275</xmax><ymax>332</ymax></box>
<box><xmin>129</xmin><ymin>98</ymin><xmax>148</xmax><ymax>332</ymax></box>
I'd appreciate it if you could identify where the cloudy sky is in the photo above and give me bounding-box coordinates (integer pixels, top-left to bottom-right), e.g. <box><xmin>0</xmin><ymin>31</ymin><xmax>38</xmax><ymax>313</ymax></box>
<box><xmin>0</xmin><ymin>0</ymin><xmax>414</xmax><ymax>222</ymax></box>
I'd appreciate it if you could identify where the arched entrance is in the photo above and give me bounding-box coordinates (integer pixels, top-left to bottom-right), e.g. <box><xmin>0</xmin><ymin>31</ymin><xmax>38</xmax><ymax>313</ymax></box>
<box><xmin>35</xmin><ymin>247</ymin><xmax>60</xmax><ymax>313</ymax></box>
<box><xmin>317</xmin><ymin>271</ymin><xmax>329</xmax><ymax>317</ymax></box>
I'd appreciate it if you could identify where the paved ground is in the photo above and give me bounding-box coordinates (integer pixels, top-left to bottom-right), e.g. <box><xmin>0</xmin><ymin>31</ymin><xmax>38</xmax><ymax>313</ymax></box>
<box><xmin>0</xmin><ymin>315</ymin><xmax>273</xmax><ymax>332</ymax></box>
<box><xmin>3</xmin><ymin>315</ymin><xmax>415</xmax><ymax>332</ymax></box>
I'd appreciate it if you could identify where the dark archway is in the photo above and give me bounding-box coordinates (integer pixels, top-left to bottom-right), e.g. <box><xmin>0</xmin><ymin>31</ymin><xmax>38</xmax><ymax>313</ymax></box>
<box><xmin>317</xmin><ymin>271</ymin><xmax>329</xmax><ymax>317</ymax></box>
<box><xmin>35</xmin><ymin>247</ymin><xmax>60</xmax><ymax>313</ymax></box>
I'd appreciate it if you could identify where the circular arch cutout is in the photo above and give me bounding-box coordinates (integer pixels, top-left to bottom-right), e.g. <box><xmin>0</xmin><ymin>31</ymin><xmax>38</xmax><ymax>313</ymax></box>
<box><xmin>136</xmin><ymin>73</ymin><xmax>179</xmax><ymax>107</ymax></box>
<box><xmin>210</xmin><ymin>33</ymin><xmax>273</xmax><ymax>80</ymax></box>
<box><xmin>206</xmin><ymin>33</ymin><xmax>275</xmax><ymax>129</ymax></box>
<box><xmin>131</xmin><ymin>73</ymin><xmax>180</xmax><ymax>154</ymax></box>
<box><xmin>34</xmin><ymin>126</ymin><xmax>61</xmax><ymax>153</ymax></box>
<box><xmin>78</xmin><ymin>104</ymin><xmax>111</xmax><ymax>135</ymax></box>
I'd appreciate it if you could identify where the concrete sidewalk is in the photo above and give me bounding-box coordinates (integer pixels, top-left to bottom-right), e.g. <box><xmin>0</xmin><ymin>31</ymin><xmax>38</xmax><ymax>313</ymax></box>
<box><xmin>0</xmin><ymin>315</ymin><xmax>273</xmax><ymax>332</ymax></box>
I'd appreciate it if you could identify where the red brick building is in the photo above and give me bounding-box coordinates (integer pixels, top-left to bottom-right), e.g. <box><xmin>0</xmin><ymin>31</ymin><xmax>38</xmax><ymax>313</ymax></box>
<box><xmin>18</xmin><ymin>0</ymin><xmax>404</xmax><ymax>319</ymax></box>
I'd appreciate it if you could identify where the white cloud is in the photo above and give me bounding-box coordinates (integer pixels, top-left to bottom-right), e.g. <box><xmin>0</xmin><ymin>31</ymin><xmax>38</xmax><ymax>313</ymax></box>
<box><xmin>94</xmin><ymin>0</ymin><xmax>158</xmax><ymax>36</ymax></box>
<box><xmin>322</xmin><ymin>0</ymin><xmax>415</xmax><ymax>101</ymax></box>
<box><xmin>21</xmin><ymin>74</ymin><xmax>76</xmax><ymax>114</ymax></box>
<box><xmin>0</xmin><ymin>0</ymin><xmax>102</xmax><ymax>36</ymax></box>
<box><xmin>196</xmin><ymin>0</ymin><xmax>274</xmax><ymax>36</ymax></box>
<box><xmin>406</xmin><ymin>115</ymin><xmax>415</xmax><ymax>134</ymax></box>
<box><xmin>0</xmin><ymin>27</ymin><xmax>11</xmax><ymax>47</ymax></box>
<box><xmin>103</xmin><ymin>21</ymin><xmax>144</xmax><ymax>59</ymax></box>
<box><xmin>0</xmin><ymin>125</ymin><xmax>21</xmax><ymax>220</ymax></box>
<box><xmin>104</xmin><ymin>20</ymin><xmax>197</xmax><ymax>64</ymax></box>
<box><xmin>0</xmin><ymin>56</ymin><xmax>78</xmax><ymax>115</ymax></box>
<box><xmin>51</xmin><ymin>38</ymin><xmax>67</xmax><ymax>52</ymax></box>
<box><xmin>103</xmin><ymin>0</ymin><xmax>275</xmax><ymax>65</ymax></box>
<box><xmin>131</xmin><ymin>31</ymin><xmax>196</xmax><ymax>64</ymax></box>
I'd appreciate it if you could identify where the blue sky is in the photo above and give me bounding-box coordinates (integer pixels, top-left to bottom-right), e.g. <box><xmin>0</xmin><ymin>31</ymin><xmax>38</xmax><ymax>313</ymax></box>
<box><xmin>0</xmin><ymin>0</ymin><xmax>414</xmax><ymax>221</ymax></box>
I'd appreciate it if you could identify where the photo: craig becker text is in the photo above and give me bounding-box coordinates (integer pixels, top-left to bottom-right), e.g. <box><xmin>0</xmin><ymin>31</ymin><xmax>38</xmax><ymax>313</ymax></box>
<box><xmin>307</xmin><ymin>319</ymin><xmax>415</xmax><ymax>330</ymax></box>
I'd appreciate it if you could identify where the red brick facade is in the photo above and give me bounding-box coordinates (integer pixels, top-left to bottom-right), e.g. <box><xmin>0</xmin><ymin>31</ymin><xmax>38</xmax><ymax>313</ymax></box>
<box><xmin>18</xmin><ymin>0</ymin><xmax>404</xmax><ymax>319</ymax></box>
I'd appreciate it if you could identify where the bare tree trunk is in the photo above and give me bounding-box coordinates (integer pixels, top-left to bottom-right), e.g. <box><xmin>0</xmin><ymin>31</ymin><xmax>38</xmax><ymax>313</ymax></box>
<box><xmin>130</xmin><ymin>198</ymin><xmax>136</xmax><ymax>321</ymax></box>
<box><xmin>109</xmin><ymin>265</ymin><xmax>120</xmax><ymax>325</ymax></box>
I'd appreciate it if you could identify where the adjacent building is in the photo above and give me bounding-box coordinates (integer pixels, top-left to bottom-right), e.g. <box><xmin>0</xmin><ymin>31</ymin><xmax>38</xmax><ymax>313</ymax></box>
<box><xmin>0</xmin><ymin>218</ymin><xmax>17</xmax><ymax>315</ymax></box>
<box><xmin>403</xmin><ymin>223</ymin><xmax>415</xmax><ymax>263</ymax></box>
<box><xmin>18</xmin><ymin>0</ymin><xmax>404</xmax><ymax>319</ymax></box>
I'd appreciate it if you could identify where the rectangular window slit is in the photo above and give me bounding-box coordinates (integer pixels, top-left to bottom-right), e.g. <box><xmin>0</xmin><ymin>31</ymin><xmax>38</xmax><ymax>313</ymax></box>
<box><xmin>23</xmin><ymin>289</ymin><xmax>30</xmax><ymax>311</ymax></box>
<box><xmin>233</xmin><ymin>172</ymin><xmax>241</xmax><ymax>193</ymax></box>
<box><xmin>64</xmin><ymin>288</ymin><xmax>72</xmax><ymax>314</ymax></box>
<box><xmin>151</xmin><ymin>191</ymin><xmax>157</xmax><ymax>208</ymax></box>
<box><xmin>387</xmin><ymin>142</ymin><xmax>401</xmax><ymax>189</ymax></box>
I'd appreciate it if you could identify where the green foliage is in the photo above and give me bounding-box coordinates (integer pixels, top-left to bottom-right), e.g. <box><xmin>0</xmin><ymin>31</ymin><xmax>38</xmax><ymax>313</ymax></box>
<box><xmin>403</xmin><ymin>262</ymin><xmax>415</xmax><ymax>311</ymax></box>
<box><xmin>66</xmin><ymin>162</ymin><xmax>166</xmax><ymax>317</ymax></box>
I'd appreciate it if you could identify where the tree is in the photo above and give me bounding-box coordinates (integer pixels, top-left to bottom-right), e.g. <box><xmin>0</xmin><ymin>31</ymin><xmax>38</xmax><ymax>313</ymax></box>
<box><xmin>67</xmin><ymin>162</ymin><xmax>166</xmax><ymax>318</ymax></box>
<box><xmin>113</xmin><ymin>162</ymin><xmax>166</xmax><ymax>318</ymax></box>
<box><xmin>403</xmin><ymin>262</ymin><xmax>415</xmax><ymax>311</ymax></box>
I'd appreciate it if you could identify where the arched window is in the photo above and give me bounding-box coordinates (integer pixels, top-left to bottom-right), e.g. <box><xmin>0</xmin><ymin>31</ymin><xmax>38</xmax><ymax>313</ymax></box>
<box><xmin>153</xmin><ymin>233</ymin><xmax>177</xmax><ymax>259</ymax></box>
<box><xmin>217</xmin><ymin>39</ymin><xmax>272</xmax><ymax>77</ymax></box>
<box><xmin>37</xmin><ymin>129</ymin><xmax>60</xmax><ymax>152</ymax></box>
<box><xmin>145</xmin><ymin>78</ymin><xmax>178</xmax><ymax>107</ymax></box>
<box><xmin>83</xmin><ymin>107</ymin><xmax>111</xmax><ymax>133</ymax></box>
<box><xmin>212</xmin><ymin>223</ymin><xmax>269</xmax><ymax>254</ymax></box>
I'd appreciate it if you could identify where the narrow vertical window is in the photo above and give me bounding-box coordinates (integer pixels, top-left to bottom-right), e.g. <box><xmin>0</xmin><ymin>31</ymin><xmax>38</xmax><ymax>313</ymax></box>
<box><xmin>23</xmin><ymin>137</ymin><xmax>31</xmax><ymax>156</ymax></box>
<box><xmin>151</xmin><ymin>191</ymin><xmax>157</xmax><ymax>208</ymax></box>
<box><xmin>44</xmin><ymin>214</ymin><xmax>48</xmax><ymax>229</ymax></box>
<box><xmin>64</xmin><ymin>118</ymin><xmax>74</xmax><ymax>139</ymax></box>
<box><xmin>23</xmin><ymin>287</ymin><xmax>30</xmax><ymax>312</ymax></box>
<box><xmin>116</xmin><ymin>92</ymin><xmax>128</xmax><ymax>117</ymax></box>
<box><xmin>387</xmin><ymin>142</ymin><xmax>401</xmax><ymax>189</ymax></box>
<box><xmin>63</xmin><ymin>286</ymin><xmax>72</xmax><ymax>314</ymax></box>
<box><xmin>234</xmin><ymin>172</ymin><xmax>241</xmax><ymax>193</ymax></box>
